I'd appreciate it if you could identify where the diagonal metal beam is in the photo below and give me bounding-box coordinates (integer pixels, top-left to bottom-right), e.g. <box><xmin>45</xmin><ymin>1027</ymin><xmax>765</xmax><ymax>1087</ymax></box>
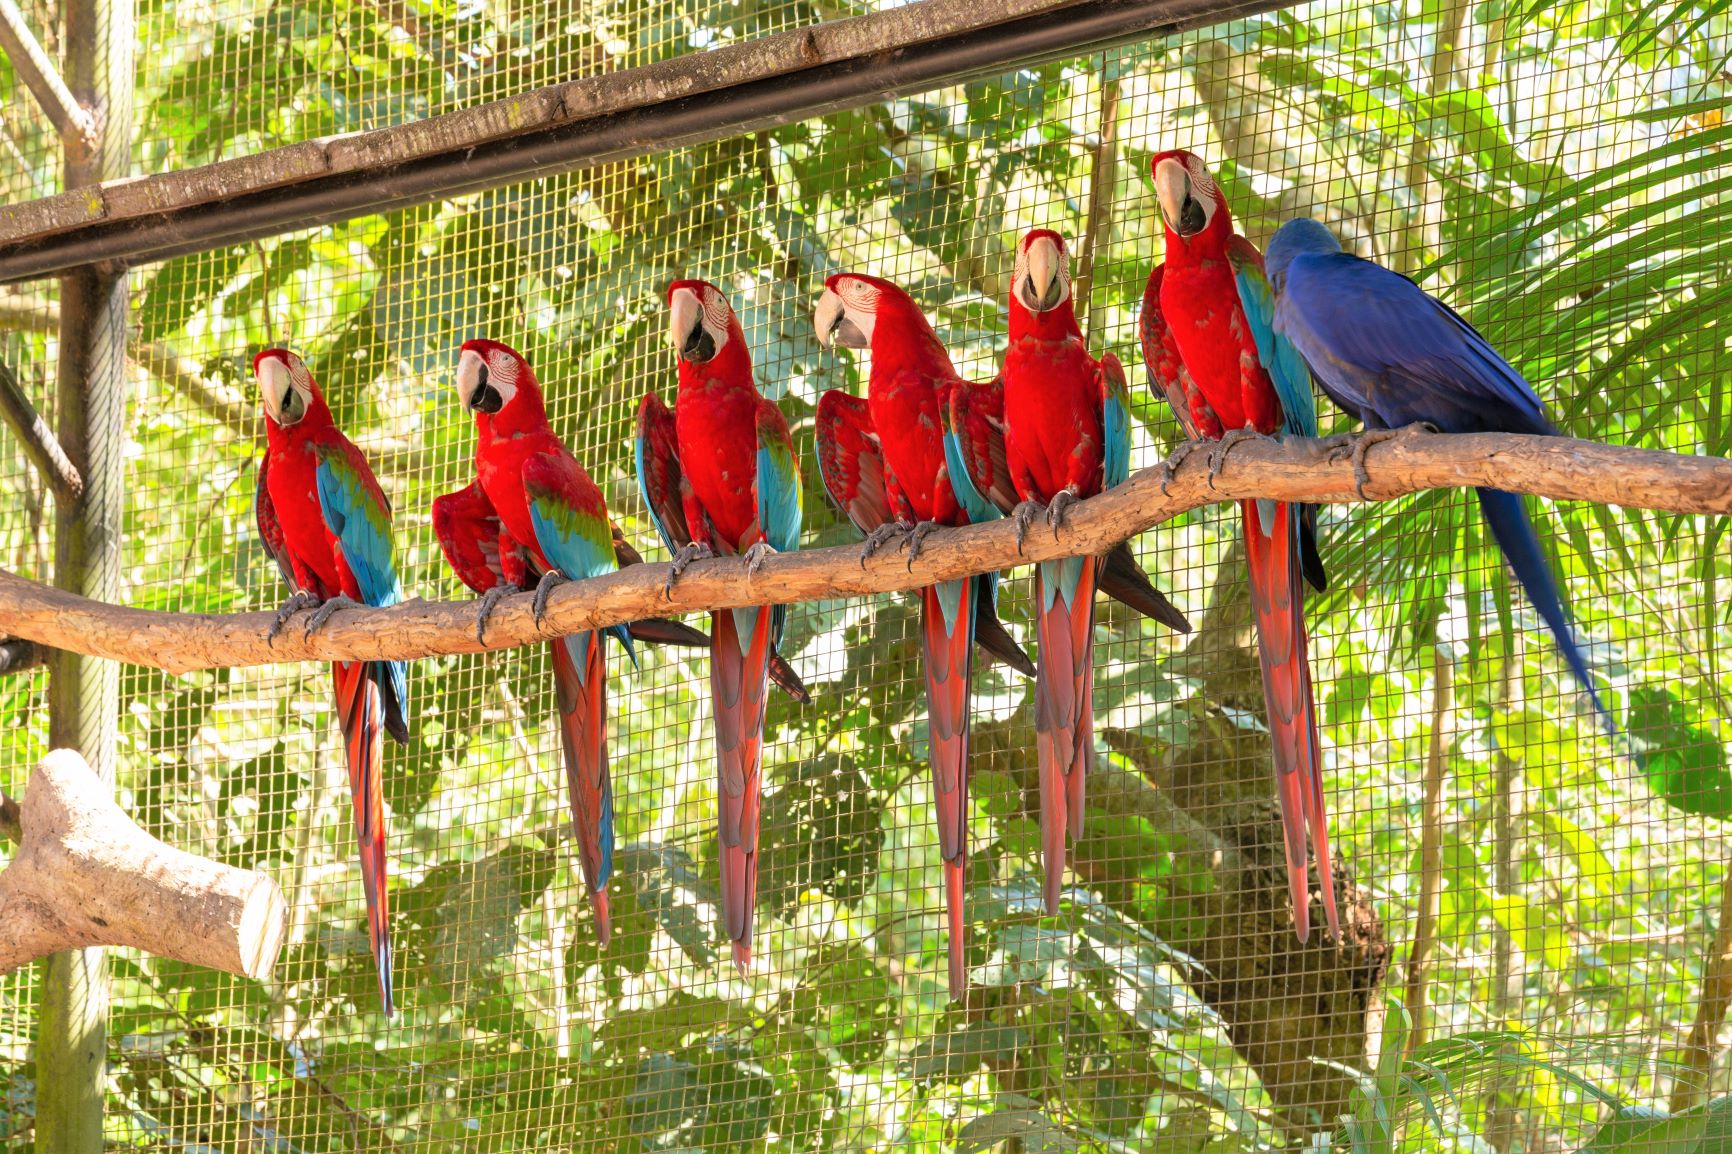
<box><xmin>0</xmin><ymin>0</ymin><xmax>1298</xmax><ymax>283</ymax></box>
<box><xmin>0</xmin><ymin>360</ymin><xmax>81</xmax><ymax>502</ymax></box>
<box><xmin>0</xmin><ymin>0</ymin><xmax>95</xmax><ymax>158</ymax></box>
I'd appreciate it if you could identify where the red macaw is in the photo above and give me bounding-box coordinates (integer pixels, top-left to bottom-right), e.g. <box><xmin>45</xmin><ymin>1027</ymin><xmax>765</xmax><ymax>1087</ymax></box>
<box><xmin>1141</xmin><ymin>149</ymin><xmax>1338</xmax><ymax>942</ymax></box>
<box><xmin>995</xmin><ymin>231</ymin><xmax>1192</xmax><ymax>917</ymax></box>
<box><xmin>637</xmin><ymin>280</ymin><xmax>806</xmax><ymax>974</ymax></box>
<box><xmin>811</xmin><ymin>271</ymin><xmax>1035</xmax><ymax>1000</ymax></box>
<box><xmin>254</xmin><ymin>348</ymin><xmax>408</xmax><ymax>1015</ymax></box>
<box><xmin>433</xmin><ymin>339</ymin><xmax>707</xmax><ymax>948</ymax></box>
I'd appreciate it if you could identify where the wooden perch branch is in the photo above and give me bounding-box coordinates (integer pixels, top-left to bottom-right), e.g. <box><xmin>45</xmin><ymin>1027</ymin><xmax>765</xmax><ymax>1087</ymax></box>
<box><xmin>0</xmin><ymin>750</ymin><xmax>287</xmax><ymax>979</ymax></box>
<box><xmin>0</xmin><ymin>358</ymin><xmax>82</xmax><ymax>501</ymax></box>
<box><xmin>0</xmin><ymin>430</ymin><xmax>1727</xmax><ymax>674</ymax></box>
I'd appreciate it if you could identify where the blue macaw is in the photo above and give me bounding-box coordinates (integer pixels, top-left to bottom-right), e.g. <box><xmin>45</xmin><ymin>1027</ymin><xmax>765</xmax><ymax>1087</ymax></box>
<box><xmin>1264</xmin><ymin>218</ymin><xmax>1614</xmax><ymax>733</ymax></box>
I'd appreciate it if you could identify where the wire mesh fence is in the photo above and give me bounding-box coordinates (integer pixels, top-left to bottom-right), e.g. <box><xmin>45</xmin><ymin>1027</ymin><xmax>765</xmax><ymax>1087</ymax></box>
<box><xmin>2</xmin><ymin>0</ymin><xmax>1731</xmax><ymax>1147</ymax></box>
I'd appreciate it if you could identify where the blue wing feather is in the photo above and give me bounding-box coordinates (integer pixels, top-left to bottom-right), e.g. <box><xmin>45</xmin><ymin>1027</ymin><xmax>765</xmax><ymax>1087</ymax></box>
<box><xmin>314</xmin><ymin>449</ymin><xmax>403</xmax><ymax>610</ymax></box>
<box><xmin>943</xmin><ymin>429</ymin><xmax>998</xmax><ymax>524</ymax></box>
<box><xmin>754</xmin><ymin>400</ymin><xmax>802</xmax><ymax>555</ymax></box>
<box><xmin>1098</xmin><ymin>354</ymin><xmax>1132</xmax><ymax>491</ymax></box>
<box><xmin>314</xmin><ymin>444</ymin><xmax>409</xmax><ymax>743</ymax></box>
<box><xmin>1270</xmin><ymin>245</ymin><xmax>1553</xmax><ymax>437</ymax></box>
<box><xmin>525</xmin><ymin>453</ymin><xmax>635</xmax><ymax>660</ymax></box>
<box><xmin>1229</xmin><ymin>238</ymin><xmax>1319</xmax><ymax>441</ymax></box>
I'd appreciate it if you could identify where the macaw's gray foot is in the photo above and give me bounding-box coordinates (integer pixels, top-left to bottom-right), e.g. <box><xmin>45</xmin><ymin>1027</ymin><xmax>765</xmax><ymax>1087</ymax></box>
<box><xmin>900</xmin><ymin>520</ymin><xmax>943</xmax><ymax>569</ymax></box>
<box><xmin>1334</xmin><ymin>424</ymin><xmax>1436</xmax><ymax>500</ymax></box>
<box><xmin>472</xmin><ymin>583</ymin><xmax>519</xmax><ymax>645</ymax></box>
<box><xmin>268</xmin><ymin>589</ymin><xmax>319</xmax><ymax>644</ymax></box>
<box><xmin>302</xmin><ymin>594</ymin><xmax>362</xmax><ymax>640</ymax></box>
<box><xmin>1045</xmin><ymin>487</ymin><xmax>1082</xmax><ymax>540</ymax></box>
<box><xmin>1009</xmin><ymin>500</ymin><xmax>1044</xmax><ymax>555</ymax></box>
<box><xmin>741</xmin><ymin>541</ymin><xmax>777</xmax><ymax>577</ymax></box>
<box><xmin>531</xmin><ymin>570</ymin><xmax>569</xmax><ymax>626</ymax></box>
<box><xmin>1206</xmin><ymin>427</ymin><xmax>1273</xmax><ymax>490</ymax></box>
<box><xmin>858</xmin><ymin>519</ymin><xmax>915</xmax><ymax>568</ymax></box>
<box><xmin>1158</xmin><ymin>440</ymin><xmax>1204</xmax><ymax>497</ymax></box>
<box><xmin>663</xmin><ymin>541</ymin><xmax>714</xmax><ymax>598</ymax></box>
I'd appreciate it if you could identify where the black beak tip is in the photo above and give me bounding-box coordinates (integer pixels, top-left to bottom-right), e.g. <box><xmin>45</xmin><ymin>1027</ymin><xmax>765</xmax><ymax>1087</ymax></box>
<box><xmin>1178</xmin><ymin>199</ymin><xmax>1207</xmax><ymax>237</ymax></box>
<box><xmin>680</xmin><ymin>328</ymin><xmax>716</xmax><ymax>364</ymax></box>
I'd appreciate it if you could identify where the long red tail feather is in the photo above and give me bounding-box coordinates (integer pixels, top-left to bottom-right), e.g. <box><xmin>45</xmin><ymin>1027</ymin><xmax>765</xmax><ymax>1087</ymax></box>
<box><xmin>1033</xmin><ymin>556</ymin><xmax>1097</xmax><ymax>916</ymax></box>
<box><xmin>1242</xmin><ymin>499</ymin><xmax>1338</xmax><ymax>942</ymax></box>
<box><xmin>712</xmin><ymin>606</ymin><xmax>773</xmax><ymax>973</ymax></box>
<box><xmin>921</xmin><ymin>579</ymin><xmax>976</xmax><ymax>999</ymax></box>
<box><xmin>551</xmin><ymin>633</ymin><xmax>614</xmax><ymax>947</ymax></box>
<box><xmin>334</xmin><ymin>660</ymin><xmax>393</xmax><ymax>1015</ymax></box>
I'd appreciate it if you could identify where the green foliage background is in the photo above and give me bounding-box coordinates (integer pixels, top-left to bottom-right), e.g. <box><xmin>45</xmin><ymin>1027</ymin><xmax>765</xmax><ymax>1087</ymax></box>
<box><xmin>1</xmin><ymin>0</ymin><xmax>1731</xmax><ymax>1147</ymax></box>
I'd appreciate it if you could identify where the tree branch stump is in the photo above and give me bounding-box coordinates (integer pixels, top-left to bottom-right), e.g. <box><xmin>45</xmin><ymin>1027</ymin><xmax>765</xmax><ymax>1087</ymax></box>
<box><xmin>0</xmin><ymin>749</ymin><xmax>286</xmax><ymax>980</ymax></box>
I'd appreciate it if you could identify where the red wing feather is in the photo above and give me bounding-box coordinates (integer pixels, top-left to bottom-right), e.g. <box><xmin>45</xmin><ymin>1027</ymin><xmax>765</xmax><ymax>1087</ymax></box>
<box><xmin>1141</xmin><ymin>264</ymin><xmax>1221</xmax><ymax>441</ymax></box>
<box><xmin>637</xmin><ymin>392</ymin><xmax>693</xmax><ymax>551</ymax></box>
<box><xmin>815</xmin><ymin>390</ymin><xmax>894</xmax><ymax>535</ymax></box>
<box><xmin>946</xmin><ymin>376</ymin><xmax>1017</xmax><ymax>515</ymax></box>
<box><xmin>254</xmin><ymin>455</ymin><xmax>297</xmax><ymax>589</ymax></box>
<box><xmin>432</xmin><ymin>480</ymin><xmax>509</xmax><ymax>594</ymax></box>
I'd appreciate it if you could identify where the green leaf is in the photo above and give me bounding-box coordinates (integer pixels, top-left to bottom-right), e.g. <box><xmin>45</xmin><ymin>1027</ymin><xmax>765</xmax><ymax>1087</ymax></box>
<box><xmin>956</xmin><ymin>1107</ymin><xmax>1079</xmax><ymax>1154</ymax></box>
<box><xmin>1578</xmin><ymin>1107</ymin><xmax>1708</xmax><ymax>1154</ymax></box>
<box><xmin>904</xmin><ymin>1022</ymin><xmax>1030</xmax><ymax>1083</ymax></box>
<box><xmin>1530</xmin><ymin>811</ymin><xmax>1617</xmax><ymax>894</ymax></box>
<box><xmin>1488</xmin><ymin>894</ymin><xmax>1573</xmax><ymax>973</ymax></box>
<box><xmin>1629</xmin><ymin>686</ymin><xmax>1732</xmax><ymax>818</ymax></box>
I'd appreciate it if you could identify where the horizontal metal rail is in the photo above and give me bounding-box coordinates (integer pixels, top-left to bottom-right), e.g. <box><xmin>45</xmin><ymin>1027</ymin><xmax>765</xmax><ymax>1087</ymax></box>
<box><xmin>0</xmin><ymin>0</ymin><xmax>1294</xmax><ymax>283</ymax></box>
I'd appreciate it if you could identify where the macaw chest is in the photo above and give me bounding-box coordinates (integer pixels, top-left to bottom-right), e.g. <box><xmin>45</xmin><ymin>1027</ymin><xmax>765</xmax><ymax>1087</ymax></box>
<box><xmin>867</xmin><ymin>377</ymin><xmax>946</xmax><ymax>520</ymax></box>
<box><xmin>475</xmin><ymin>442</ymin><xmax>543</xmax><ymax>560</ymax></box>
<box><xmin>1160</xmin><ymin>264</ymin><xmax>1268</xmax><ymax>433</ymax></box>
<box><xmin>675</xmin><ymin>385</ymin><xmax>759</xmax><ymax>548</ymax></box>
<box><xmin>265</xmin><ymin>444</ymin><xmax>342</xmax><ymax>589</ymax></box>
<box><xmin>1001</xmin><ymin>346</ymin><xmax>1103</xmax><ymax>501</ymax></box>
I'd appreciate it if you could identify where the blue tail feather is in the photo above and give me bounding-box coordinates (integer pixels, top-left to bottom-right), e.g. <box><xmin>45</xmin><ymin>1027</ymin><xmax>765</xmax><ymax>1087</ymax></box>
<box><xmin>1475</xmin><ymin>487</ymin><xmax>1614</xmax><ymax>734</ymax></box>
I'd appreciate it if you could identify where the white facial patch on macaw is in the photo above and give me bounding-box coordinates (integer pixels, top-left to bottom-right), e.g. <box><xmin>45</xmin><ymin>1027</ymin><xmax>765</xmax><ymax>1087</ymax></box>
<box><xmin>700</xmin><ymin>287</ymin><xmax>733</xmax><ymax>350</ymax></box>
<box><xmin>1013</xmin><ymin>236</ymin><xmax>1072</xmax><ymax>313</ymax></box>
<box><xmin>483</xmin><ymin>348</ymin><xmax>522</xmax><ymax>407</ymax></box>
<box><xmin>256</xmin><ymin>352</ymin><xmax>315</xmax><ymax>427</ymax></box>
<box><xmin>822</xmin><ymin>277</ymin><xmax>880</xmax><ymax>348</ymax></box>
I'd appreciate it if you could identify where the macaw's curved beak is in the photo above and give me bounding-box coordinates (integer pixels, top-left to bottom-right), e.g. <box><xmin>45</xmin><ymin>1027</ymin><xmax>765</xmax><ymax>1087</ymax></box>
<box><xmin>814</xmin><ymin>287</ymin><xmax>868</xmax><ymax>349</ymax></box>
<box><xmin>668</xmin><ymin>288</ymin><xmax>715</xmax><ymax>364</ymax></box>
<box><xmin>1154</xmin><ymin>158</ymin><xmax>1207</xmax><ymax>238</ymax></box>
<box><xmin>255</xmin><ymin>355</ymin><xmax>304</xmax><ymax>427</ymax></box>
<box><xmin>1018</xmin><ymin>236</ymin><xmax>1064</xmax><ymax>313</ymax></box>
<box><xmin>456</xmin><ymin>349</ymin><xmax>502</xmax><ymax>414</ymax></box>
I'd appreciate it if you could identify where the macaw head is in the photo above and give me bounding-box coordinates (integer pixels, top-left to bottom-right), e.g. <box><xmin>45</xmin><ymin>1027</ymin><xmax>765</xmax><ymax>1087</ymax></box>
<box><xmin>666</xmin><ymin>279</ymin><xmax>741</xmax><ymax>366</ymax></box>
<box><xmin>815</xmin><ymin>272</ymin><xmax>953</xmax><ymax>376</ymax></box>
<box><xmin>1264</xmin><ymin>218</ymin><xmax>1343</xmax><ymax>294</ymax></box>
<box><xmin>456</xmin><ymin>339</ymin><xmax>546</xmax><ymax>430</ymax></box>
<box><xmin>253</xmin><ymin>348</ymin><xmax>329</xmax><ymax>431</ymax></box>
<box><xmin>1012</xmin><ymin>229</ymin><xmax>1073</xmax><ymax>315</ymax></box>
<box><xmin>1150</xmin><ymin>149</ymin><xmax>1231</xmax><ymax>245</ymax></box>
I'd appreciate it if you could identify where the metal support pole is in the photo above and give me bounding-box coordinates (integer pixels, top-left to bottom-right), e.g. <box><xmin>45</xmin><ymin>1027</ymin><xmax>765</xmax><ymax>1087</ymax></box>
<box><xmin>34</xmin><ymin>0</ymin><xmax>131</xmax><ymax>1139</ymax></box>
